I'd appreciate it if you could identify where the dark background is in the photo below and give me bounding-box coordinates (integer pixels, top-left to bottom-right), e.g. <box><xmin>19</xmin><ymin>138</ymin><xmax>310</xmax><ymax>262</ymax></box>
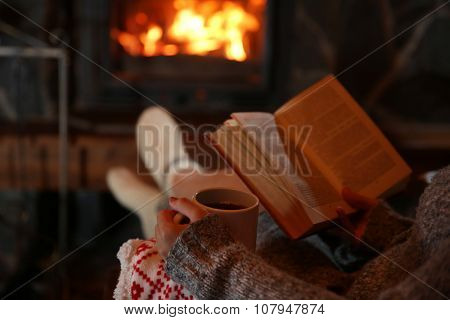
<box><xmin>0</xmin><ymin>0</ymin><xmax>449</xmax><ymax>299</ymax></box>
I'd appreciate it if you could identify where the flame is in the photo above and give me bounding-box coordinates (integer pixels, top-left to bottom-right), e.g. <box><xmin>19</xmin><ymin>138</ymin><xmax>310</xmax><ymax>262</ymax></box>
<box><xmin>140</xmin><ymin>25</ymin><xmax>163</xmax><ymax>56</ymax></box>
<box><xmin>112</xmin><ymin>0</ymin><xmax>264</xmax><ymax>61</ymax></box>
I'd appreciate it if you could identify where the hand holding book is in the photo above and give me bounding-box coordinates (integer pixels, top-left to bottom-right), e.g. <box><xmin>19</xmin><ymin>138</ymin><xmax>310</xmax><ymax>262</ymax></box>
<box><xmin>208</xmin><ymin>75</ymin><xmax>411</xmax><ymax>239</ymax></box>
<box><xmin>337</xmin><ymin>187</ymin><xmax>379</xmax><ymax>242</ymax></box>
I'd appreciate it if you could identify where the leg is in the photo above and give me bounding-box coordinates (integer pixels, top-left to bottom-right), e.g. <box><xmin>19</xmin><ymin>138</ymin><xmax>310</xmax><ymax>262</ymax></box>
<box><xmin>107</xmin><ymin>106</ymin><xmax>252</xmax><ymax>237</ymax></box>
<box><xmin>107</xmin><ymin>167</ymin><xmax>161</xmax><ymax>238</ymax></box>
<box><xmin>136</xmin><ymin>106</ymin><xmax>250</xmax><ymax>198</ymax></box>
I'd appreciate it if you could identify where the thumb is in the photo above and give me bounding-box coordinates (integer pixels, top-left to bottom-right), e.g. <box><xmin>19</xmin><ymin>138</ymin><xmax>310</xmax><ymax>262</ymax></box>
<box><xmin>342</xmin><ymin>187</ymin><xmax>378</xmax><ymax>211</ymax></box>
<box><xmin>169</xmin><ymin>197</ymin><xmax>208</xmax><ymax>222</ymax></box>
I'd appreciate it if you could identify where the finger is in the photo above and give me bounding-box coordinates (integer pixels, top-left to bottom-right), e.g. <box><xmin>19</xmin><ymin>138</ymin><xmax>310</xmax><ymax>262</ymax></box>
<box><xmin>157</xmin><ymin>209</ymin><xmax>178</xmax><ymax>228</ymax></box>
<box><xmin>173</xmin><ymin>212</ymin><xmax>184</xmax><ymax>224</ymax></box>
<box><xmin>342</xmin><ymin>187</ymin><xmax>378</xmax><ymax>211</ymax></box>
<box><xmin>173</xmin><ymin>212</ymin><xmax>190</xmax><ymax>225</ymax></box>
<box><xmin>155</xmin><ymin>226</ymin><xmax>166</xmax><ymax>257</ymax></box>
<box><xmin>336</xmin><ymin>207</ymin><xmax>355</xmax><ymax>234</ymax></box>
<box><xmin>169</xmin><ymin>197</ymin><xmax>208</xmax><ymax>222</ymax></box>
<box><xmin>354</xmin><ymin>206</ymin><xmax>374</xmax><ymax>240</ymax></box>
<box><xmin>155</xmin><ymin>223</ymin><xmax>161</xmax><ymax>242</ymax></box>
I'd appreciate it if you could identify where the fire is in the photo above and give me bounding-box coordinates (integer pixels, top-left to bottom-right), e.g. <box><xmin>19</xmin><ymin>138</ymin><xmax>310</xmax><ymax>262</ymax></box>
<box><xmin>112</xmin><ymin>0</ymin><xmax>264</xmax><ymax>62</ymax></box>
<box><xmin>141</xmin><ymin>25</ymin><xmax>163</xmax><ymax>56</ymax></box>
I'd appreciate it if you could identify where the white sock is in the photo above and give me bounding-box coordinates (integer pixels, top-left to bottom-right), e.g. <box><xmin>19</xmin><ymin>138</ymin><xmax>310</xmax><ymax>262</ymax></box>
<box><xmin>136</xmin><ymin>107</ymin><xmax>188</xmax><ymax>189</ymax></box>
<box><xmin>107</xmin><ymin>167</ymin><xmax>161</xmax><ymax>238</ymax></box>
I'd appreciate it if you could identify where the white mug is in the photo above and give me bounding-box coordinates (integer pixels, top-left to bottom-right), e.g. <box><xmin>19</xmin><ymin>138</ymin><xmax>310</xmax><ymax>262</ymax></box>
<box><xmin>193</xmin><ymin>188</ymin><xmax>260</xmax><ymax>252</ymax></box>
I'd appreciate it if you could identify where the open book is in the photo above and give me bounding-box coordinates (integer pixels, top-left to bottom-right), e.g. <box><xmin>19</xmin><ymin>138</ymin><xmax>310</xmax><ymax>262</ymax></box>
<box><xmin>207</xmin><ymin>75</ymin><xmax>411</xmax><ymax>239</ymax></box>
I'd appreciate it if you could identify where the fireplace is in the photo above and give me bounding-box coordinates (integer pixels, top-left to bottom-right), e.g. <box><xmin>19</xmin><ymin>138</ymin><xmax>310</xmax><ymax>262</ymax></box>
<box><xmin>73</xmin><ymin>0</ymin><xmax>287</xmax><ymax>116</ymax></box>
<box><xmin>111</xmin><ymin>0</ymin><xmax>265</xmax><ymax>62</ymax></box>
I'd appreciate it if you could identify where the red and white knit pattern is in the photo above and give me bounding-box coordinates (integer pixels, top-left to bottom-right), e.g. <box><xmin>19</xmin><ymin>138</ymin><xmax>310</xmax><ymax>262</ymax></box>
<box><xmin>114</xmin><ymin>238</ymin><xmax>194</xmax><ymax>300</ymax></box>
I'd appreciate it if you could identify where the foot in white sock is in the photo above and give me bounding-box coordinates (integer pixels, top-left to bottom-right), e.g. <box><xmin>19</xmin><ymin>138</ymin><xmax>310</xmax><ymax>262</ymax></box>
<box><xmin>136</xmin><ymin>107</ymin><xmax>192</xmax><ymax>189</ymax></box>
<box><xmin>107</xmin><ymin>167</ymin><xmax>161</xmax><ymax>238</ymax></box>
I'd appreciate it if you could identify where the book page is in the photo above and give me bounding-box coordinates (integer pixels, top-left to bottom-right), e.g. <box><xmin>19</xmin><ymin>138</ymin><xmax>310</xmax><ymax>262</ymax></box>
<box><xmin>231</xmin><ymin>113</ymin><xmax>349</xmax><ymax>223</ymax></box>
<box><xmin>208</xmin><ymin>122</ymin><xmax>313</xmax><ymax>238</ymax></box>
<box><xmin>275</xmin><ymin>75</ymin><xmax>411</xmax><ymax>199</ymax></box>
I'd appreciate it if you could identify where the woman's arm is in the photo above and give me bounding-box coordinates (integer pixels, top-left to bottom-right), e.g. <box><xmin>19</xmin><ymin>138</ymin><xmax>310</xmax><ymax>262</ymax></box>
<box><xmin>165</xmin><ymin>215</ymin><xmax>340</xmax><ymax>299</ymax></box>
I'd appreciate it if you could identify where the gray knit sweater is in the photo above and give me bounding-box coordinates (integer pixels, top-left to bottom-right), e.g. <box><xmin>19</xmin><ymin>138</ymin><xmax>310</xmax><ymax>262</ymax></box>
<box><xmin>165</xmin><ymin>166</ymin><xmax>450</xmax><ymax>299</ymax></box>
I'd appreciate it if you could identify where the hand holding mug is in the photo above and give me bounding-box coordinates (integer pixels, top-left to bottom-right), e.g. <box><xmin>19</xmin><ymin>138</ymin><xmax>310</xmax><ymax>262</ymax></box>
<box><xmin>155</xmin><ymin>197</ymin><xmax>208</xmax><ymax>258</ymax></box>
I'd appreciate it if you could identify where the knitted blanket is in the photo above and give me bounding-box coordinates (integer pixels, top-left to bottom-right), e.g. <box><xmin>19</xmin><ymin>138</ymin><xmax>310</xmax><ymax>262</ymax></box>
<box><xmin>113</xmin><ymin>238</ymin><xmax>194</xmax><ymax>300</ymax></box>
